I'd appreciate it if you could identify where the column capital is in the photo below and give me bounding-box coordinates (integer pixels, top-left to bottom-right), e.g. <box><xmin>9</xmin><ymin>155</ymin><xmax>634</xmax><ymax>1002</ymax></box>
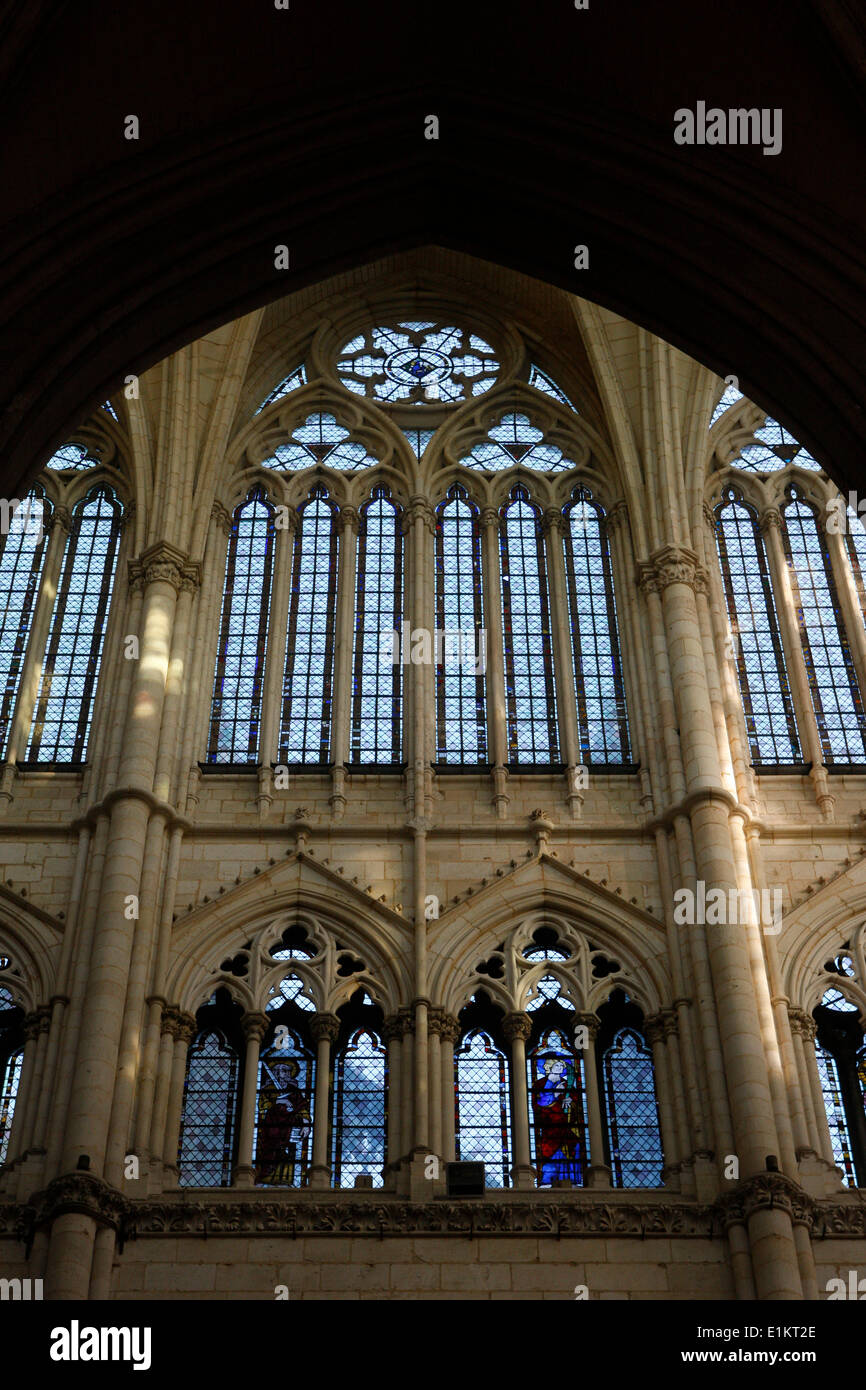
<box><xmin>129</xmin><ymin>541</ymin><xmax>200</xmax><ymax>595</ymax></box>
<box><xmin>502</xmin><ymin>1011</ymin><xmax>533</xmax><ymax>1044</ymax></box>
<box><xmin>211</xmin><ymin>500</ymin><xmax>233</xmax><ymax>535</ymax></box>
<box><xmin>606</xmin><ymin>499</ymin><xmax>630</xmax><ymax>536</ymax></box>
<box><xmin>402</xmin><ymin>496</ymin><xmax>437</xmax><ymax>535</ymax></box>
<box><xmin>645</xmin><ymin>544</ymin><xmax>702</xmax><ymax>593</ymax></box>
<box><xmin>575</xmin><ymin>1010</ymin><xmax>600</xmax><ymax>1042</ymax></box>
<box><xmin>540</xmin><ymin>506</ymin><xmax>566</xmax><ymax>538</ymax></box>
<box><xmin>241</xmin><ymin>1011</ymin><xmax>271</xmax><ymax>1044</ymax></box>
<box><xmin>47</xmin><ymin>504</ymin><xmax>73</xmax><ymax>536</ymax></box>
<box><xmin>428</xmin><ymin>1008</ymin><xmax>460</xmax><ymax>1041</ymax></box>
<box><xmin>310</xmin><ymin>1012</ymin><xmax>340</xmax><ymax>1045</ymax></box>
<box><xmin>163</xmin><ymin>1008</ymin><xmax>197</xmax><ymax>1044</ymax></box>
<box><xmin>758</xmin><ymin>506</ymin><xmax>783</xmax><ymax>536</ymax></box>
<box><xmin>479</xmin><ymin>505</ymin><xmax>500</xmax><ymax>531</ymax></box>
<box><xmin>643</xmin><ymin>1013</ymin><xmax>666</xmax><ymax>1046</ymax></box>
<box><xmin>336</xmin><ymin>505</ymin><xmax>360</xmax><ymax>535</ymax></box>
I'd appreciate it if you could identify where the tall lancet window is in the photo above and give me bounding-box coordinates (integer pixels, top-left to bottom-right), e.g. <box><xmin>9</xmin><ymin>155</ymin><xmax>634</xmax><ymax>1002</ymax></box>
<box><xmin>280</xmin><ymin>487</ymin><xmax>338</xmax><ymax>764</ymax></box>
<box><xmin>435</xmin><ymin>486</ymin><xmax>486</xmax><ymax>763</ymax></box>
<box><xmin>500</xmin><ymin>486</ymin><xmax>558</xmax><ymax>764</ymax></box>
<box><xmin>813</xmin><ymin>964</ymin><xmax>866</xmax><ymax>1188</ymax></box>
<box><xmin>332</xmin><ymin>992</ymin><xmax>388</xmax><ymax>1188</ymax></box>
<box><xmin>563</xmin><ymin>489</ymin><xmax>630</xmax><ymax>763</ymax></box>
<box><xmin>27</xmin><ymin>486</ymin><xmax>123</xmax><ymax>764</ymax></box>
<box><xmin>454</xmin><ymin>995</ymin><xmax>512</xmax><ymax>1188</ymax></box>
<box><xmin>0</xmin><ymin>981</ymin><xmax>24</xmax><ymax>1167</ymax></box>
<box><xmin>782</xmin><ymin>486</ymin><xmax>866</xmax><ymax>763</ymax></box>
<box><xmin>255</xmin><ymin>969</ymin><xmax>316</xmax><ymax>1188</ymax></box>
<box><xmin>597</xmin><ymin>991</ymin><xmax>664</xmax><ymax>1188</ymax></box>
<box><xmin>206</xmin><ymin>486</ymin><xmax>276</xmax><ymax>764</ymax></box>
<box><xmin>0</xmin><ymin>488</ymin><xmax>51</xmax><ymax>758</ymax></box>
<box><xmin>351</xmin><ymin>487</ymin><xmax>403</xmax><ymax>764</ymax></box>
<box><xmin>178</xmin><ymin>989</ymin><xmax>244</xmax><ymax>1188</ymax></box>
<box><xmin>525</xmin><ymin>973</ymin><xmax>587</xmax><ymax>1186</ymax></box>
<box><xmin>842</xmin><ymin>505</ymin><xmax>866</xmax><ymax>626</ymax></box>
<box><xmin>714</xmin><ymin>489</ymin><xmax>801</xmax><ymax>765</ymax></box>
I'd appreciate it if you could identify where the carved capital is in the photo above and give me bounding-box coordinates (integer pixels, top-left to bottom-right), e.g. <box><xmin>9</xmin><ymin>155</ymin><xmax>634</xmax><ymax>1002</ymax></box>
<box><xmin>310</xmin><ymin>1012</ymin><xmax>340</xmax><ymax>1045</ymax></box>
<box><xmin>403</xmin><ymin>497</ymin><xmax>437</xmax><ymax>535</ymax></box>
<box><xmin>48</xmin><ymin>504</ymin><xmax>73</xmax><ymax>537</ymax></box>
<box><xmin>575</xmin><ymin>1011</ymin><xmax>600</xmax><ymax>1043</ymax></box>
<box><xmin>163</xmin><ymin>1008</ymin><xmax>197</xmax><ymax>1044</ymax></box>
<box><xmin>211</xmin><ymin>501</ymin><xmax>232</xmax><ymax>536</ymax></box>
<box><xmin>26</xmin><ymin>1172</ymin><xmax>132</xmax><ymax>1235</ymax></box>
<box><xmin>129</xmin><ymin>542</ymin><xmax>199</xmax><ymax>595</ymax></box>
<box><xmin>647</xmin><ymin>544</ymin><xmax>701</xmax><ymax>593</ymax></box>
<box><xmin>541</xmin><ymin>507</ymin><xmax>565</xmax><ymax>538</ymax></box>
<box><xmin>643</xmin><ymin>1013</ymin><xmax>665</xmax><ymax>1046</ymax></box>
<box><xmin>758</xmin><ymin>507</ymin><xmax>783</xmax><ymax>537</ymax></box>
<box><xmin>502</xmin><ymin>1011</ymin><xmax>533</xmax><ymax>1044</ymax></box>
<box><xmin>606</xmin><ymin>500</ymin><xmax>629</xmax><ymax>536</ymax></box>
<box><xmin>241</xmin><ymin>1011</ymin><xmax>271</xmax><ymax>1045</ymax></box>
<box><xmin>337</xmin><ymin>506</ymin><xmax>360</xmax><ymax>535</ymax></box>
<box><xmin>479</xmin><ymin>506</ymin><xmax>500</xmax><ymax>531</ymax></box>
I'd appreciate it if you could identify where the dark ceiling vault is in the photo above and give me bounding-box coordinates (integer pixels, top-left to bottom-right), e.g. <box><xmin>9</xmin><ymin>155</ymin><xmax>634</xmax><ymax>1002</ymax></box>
<box><xmin>0</xmin><ymin>0</ymin><xmax>864</xmax><ymax>499</ymax></box>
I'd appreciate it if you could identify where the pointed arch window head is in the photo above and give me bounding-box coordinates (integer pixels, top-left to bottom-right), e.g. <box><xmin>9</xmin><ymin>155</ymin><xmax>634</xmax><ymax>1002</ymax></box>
<box><xmin>266</xmin><ymin>972</ymin><xmax>316</xmax><ymax>1013</ymax></box>
<box><xmin>254</xmin><ymin>1033</ymin><xmax>314</xmax><ymax>1187</ymax></box>
<box><xmin>814</xmin><ymin>990</ymin><xmax>866</xmax><ymax>1187</ymax></box>
<box><xmin>332</xmin><ymin>1028</ymin><xmax>387</xmax><ymax>1189</ymax></box>
<box><xmin>782</xmin><ymin>486</ymin><xmax>866</xmax><ymax>763</ymax></box>
<box><xmin>528</xmin><ymin>365</ymin><xmax>577</xmax><ymax>413</ymax></box>
<box><xmin>455</xmin><ymin>1028</ymin><xmax>512</xmax><ymax>1189</ymax></box>
<box><xmin>815</xmin><ymin>1042</ymin><xmax>858</xmax><ymax>1185</ymax></box>
<box><xmin>337</xmin><ymin>323</ymin><xmax>499</xmax><ymax>405</ymax></box>
<box><xmin>44</xmin><ymin>442</ymin><xmax>101</xmax><ymax>471</ymax></box>
<box><xmin>206</xmin><ymin>486</ymin><xmax>276</xmax><ymax>764</ymax></box>
<box><xmin>261</xmin><ymin>414</ymin><xmax>376</xmax><ymax>472</ymax></box>
<box><xmin>602</xmin><ymin>1027</ymin><xmax>664</xmax><ymax>1188</ymax></box>
<box><xmin>177</xmin><ymin>1029</ymin><xmax>241</xmax><ymax>1188</ymax></box>
<box><xmin>526</xmin><ymin>974</ymin><xmax>575</xmax><ymax>1012</ymax></box>
<box><xmin>0</xmin><ymin>488</ymin><xmax>51</xmax><ymax>759</ymax></box>
<box><xmin>730</xmin><ymin>415</ymin><xmax>821</xmax><ymax>472</ymax></box>
<box><xmin>528</xmin><ymin>1028</ymin><xmax>588</xmax><ymax>1186</ymax></box>
<box><xmin>280</xmin><ymin>488</ymin><xmax>338</xmax><ymax>765</ymax></box>
<box><xmin>254</xmin><ymin>365</ymin><xmax>307</xmax><ymax>415</ymax></box>
<box><xmin>500</xmin><ymin>487</ymin><xmax>559</xmax><ymax>765</ymax></box>
<box><xmin>460</xmin><ymin>415</ymin><xmax>570</xmax><ymax>473</ymax></box>
<box><xmin>710</xmin><ymin>379</ymin><xmax>744</xmax><ymax>426</ymax></box>
<box><xmin>351</xmin><ymin>487</ymin><xmax>403</xmax><ymax>765</ymax></box>
<box><xmin>435</xmin><ymin>485</ymin><xmax>487</xmax><ymax>764</ymax></box>
<box><xmin>563</xmin><ymin>489</ymin><xmax>631</xmax><ymax>763</ymax></box>
<box><xmin>0</xmin><ymin>984</ymin><xmax>24</xmax><ymax>1168</ymax></box>
<box><xmin>714</xmin><ymin>488</ymin><xmax>802</xmax><ymax>765</ymax></box>
<box><xmin>27</xmin><ymin>486</ymin><xmax>123</xmax><ymax>764</ymax></box>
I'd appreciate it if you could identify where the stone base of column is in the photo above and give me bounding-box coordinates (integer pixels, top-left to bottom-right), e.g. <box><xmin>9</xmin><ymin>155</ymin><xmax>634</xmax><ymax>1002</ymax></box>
<box><xmin>232</xmin><ymin>1164</ymin><xmax>256</xmax><ymax>1189</ymax></box>
<box><xmin>395</xmin><ymin>1148</ymin><xmax>446</xmax><ymax>1199</ymax></box>
<box><xmin>510</xmin><ymin>1163</ymin><xmax>538</xmax><ymax>1191</ymax></box>
<box><xmin>586</xmin><ymin>1163</ymin><xmax>612</xmax><ymax>1189</ymax></box>
<box><xmin>308</xmin><ymin>1163</ymin><xmax>331</xmax><ymax>1190</ymax></box>
<box><xmin>660</xmin><ymin>1163</ymin><xmax>681</xmax><ymax>1192</ymax></box>
<box><xmin>692</xmin><ymin>1153</ymin><xmax>720</xmax><ymax>1201</ymax></box>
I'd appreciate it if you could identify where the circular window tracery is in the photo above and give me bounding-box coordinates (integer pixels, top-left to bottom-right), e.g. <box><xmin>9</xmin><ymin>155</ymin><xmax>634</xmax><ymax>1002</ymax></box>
<box><xmin>337</xmin><ymin>323</ymin><xmax>499</xmax><ymax>405</ymax></box>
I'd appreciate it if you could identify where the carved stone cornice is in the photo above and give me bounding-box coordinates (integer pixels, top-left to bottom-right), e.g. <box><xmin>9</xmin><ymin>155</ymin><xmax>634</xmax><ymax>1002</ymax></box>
<box><xmin>310</xmin><ymin>1012</ymin><xmax>340</xmax><ymax>1045</ymax></box>
<box><xmin>502</xmin><ymin>1011</ymin><xmax>533</xmax><ymax>1044</ymax></box>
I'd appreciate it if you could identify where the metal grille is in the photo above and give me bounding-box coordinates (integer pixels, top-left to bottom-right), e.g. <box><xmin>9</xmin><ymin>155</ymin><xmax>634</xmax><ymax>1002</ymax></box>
<box><xmin>0</xmin><ymin>490</ymin><xmax>50</xmax><ymax>757</ymax></box>
<box><xmin>461</xmin><ymin>413</ymin><xmax>569</xmax><ymax>472</ymax></box>
<box><xmin>563</xmin><ymin>492</ymin><xmax>631</xmax><ymax>762</ymax></box>
<box><xmin>27</xmin><ymin>487</ymin><xmax>122</xmax><ymax>763</ymax></box>
<box><xmin>261</xmin><ymin>413</ymin><xmax>374</xmax><ymax>471</ymax></box>
<box><xmin>332</xmin><ymin>1029</ymin><xmax>387</xmax><ymax>1188</ymax></box>
<box><xmin>435</xmin><ymin>488</ymin><xmax>486</xmax><ymax>763</ymax></box>
<box><xmin>602</xmin><ymin>1028</ymin><xmax>664</xmax><ymax>1188</ymax></box>
<box><xmin>455</xmin><ymin>1029</ymin><xmax>512</xmax><ymax>1188</ymax></box>
<box><xmin>500</xmin><ymin>489</ymin><xmax>559</xmax><ymax>763</ymax></box>
<box><xmin>207</xmin><ymin>488</ymin><xmax>275</xmax><ymax>763</ymax></box>
<box><xmin>177</xmin><ymin>1030</ymin><xmax>240</xmax><ymax>1188</ymax></box>
<box><xmin>351</xmin><ymin>489</ymin><xmax>403</xmax><ymax>763</ymax></box>
<box><xmin>254</xmin><ymin>1035</ymin><xmax>314</xmax><ymax>1188</ymax></box>
<box><xmin>527</xmin><ymin>1028</ymin><xmax>588</xmax><ymax>1186</ymax></box>
<box><xmin>815</xmin><ymin>1042</ymin><xmax>856</xmax><ymax>1186</ymax></box>
<box><xmin>715</xmin><ymin>493</ymin><xmax>802</xmax><ymax>764</ymax></box>
<box><xmin>733</xmin><ymin>415</ymin><xmax>821</xmax><ymax>472</ymax></box>
<box><xmin>783</xmin><ymin>491</ymin><xmax>866</xmax><ymax>762</ymax></box>
<box><xmin>280</xmin><ymin>490</ymin><xmax>338</xmax><ymax>763</ymax></box>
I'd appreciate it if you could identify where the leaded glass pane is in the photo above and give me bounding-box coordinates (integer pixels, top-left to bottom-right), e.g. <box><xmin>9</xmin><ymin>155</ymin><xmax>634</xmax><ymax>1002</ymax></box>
<box><xmin>435</xmin><ymin>488</ymin><xmax>486</xmax><ymax>763</ymax></box>
<box><xmin>261</xmin><ymin>413</ymin><xmax>375</xmax><ymax>471</ymax></box>
<box><xmin>528</xmin><ymin>1028</ymin><xmax>588</xmax><ymax>1185</ymax></box>
<box><xmin>563</xmin><ymin>493</ymin><xmax>631</xmax><ymax>762</ymax></box>
<box><xmin>715</xmin><ymin>494</ymin><xmax>801</xmax><ymax>764</ymax></box>
<box><xmin>733</xmin><ymin>415</ymin><xmax>821</xmax><ymax>472</ymax></box>
<box><xmin>843</xmin><ymin>506</ymin><xmax>866</xmax><ymax>627</ymax></box>
<box><xmin>337</xmin><ymin>324</ymin><xmax>499</xmax><ymax>404</ymax></box>
<box><xmin>177</xmin><ymin>1031</ymin><xmax>240</xmax><ymax>1187</ymax></box>
<box><xmin>0</xmin><ymin>490</ymin><xmax>50</xmax><ymax>757</ymax></box>
<box><xmin>815</xmin><ymin>1042</ymin><xmax>857</xmax><ymax>1186</ymax></box>
<box><xmin>254</xmin><ymin>1034</ymin><xmax>314</xmax><ymax>1187</ymax></box>
<box><xmin>206</xmin><ymin>488</ymin><xmax>275</xmax><ymax>763</ymax></box>
<box><xmin>0</xmin><ymin>1051</ymin><xmax>22</xmax><ymax>1166</ymax></box>
<box><xmin>500</xmin><ymin>490</ymin><xmax>558</xmax><ymax>763</ymax></box>
<box><xmin>332</xmin><ymin>1029</ymin><xmax>387</xmax><ymax>1188</ymax></box>
<box><xmin>402</xmin><ymin>428</ymin><xmax>435</xmax><ymax>458</ymax></box>
<box><xmin>27</xmin><ymin>487</ymin><xmax>122</xmax><ymax>763</ymax></box>
<box><xmin>461</xmin><ymin>414</ymin><xmax>571</xmax><ymax>472</ymax></box>
<box><xmin>783</xmin><ymin>493</ymin><xmax>866</xmax><ymax>762</ymax></box>
<box><xmin>528</xmin><ymin>365</ymin><xmax>576</xmax><ymax>412</ymax></box>
<box><xmin>254</xmin><ymin>365</ymin><xmax>307</xmax><ymax>415</ymax></box>
<box><xmin>351</xmin><ymin>489</ymin><xmax>403</xmax><ymax>763</ymax></box>
<box><xmin>280</xmin><ymin>490</ymin><xmax>338</xmax><ymax>763</ymax></box>
<box><xmin>710</xmin><ymin>379</ymin><xmax>744</xmax><ymax>426</ymax></box>
<box><xmin>602</xmin><ymin>1028</ymin><xmax>664</xmax><ymax>1188</ymax></box>
<box><xmin>455</xmin><ymin>1030</ymin><xmax>512</xmax><ymax>1188</ymax></box>
<box><xmin>45</xmin><ymin>442</ymin><xmax>98</xmax><ymax>471</ymax></box>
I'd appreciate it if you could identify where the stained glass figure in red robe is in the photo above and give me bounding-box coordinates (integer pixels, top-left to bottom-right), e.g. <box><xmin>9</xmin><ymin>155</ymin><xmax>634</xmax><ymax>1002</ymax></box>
<box><xmin>530</xmin><ymin>1050</ymin><xmax>583</xmax><ymax>1185</ymax></box>
<box><xmin>254</xmin><ymin>1058</ymin><xmax>311</xmax><ymax>1186</ymax></box>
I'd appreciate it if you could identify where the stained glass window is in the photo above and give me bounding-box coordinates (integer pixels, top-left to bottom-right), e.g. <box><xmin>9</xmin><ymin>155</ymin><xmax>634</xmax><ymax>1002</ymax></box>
<box><xmin>731</xmin><ymin>415</ymin><xmax>821</xmax><ymax>472</ymax></box>
<box><xmin>500</xmin><ymin>488</ymin><xmax>559</xmax><ymax>764</ymax></box>
<box><xmin>815</xmin><ymin>1042</ymin><xmax>857</xmax><ymax>1186</ymax></box>
<box><xmin>602</xmin><ymin>1028</ymin><xmax>664</xmax><ymax>1187</ymax></box>
<box><xmin>434</xmin><ymin>487</ymin><xmax>486</xmax><ymax>763</ymax></box>
<box><xmin>178</xmin><ymin>1029</ymin><xmax>241</xmax><ymax>1187</ymax></box>
<box><xmin>44</xmin><ymin>442</ymin><xmax>100</xmax><ymax>471</ymax></box>
<box><xmin>402</xmin><ymin>428</ymin><xmax>435</xmax><ymax>458</ymax></box>
<box><xmin>260</xmin><ymin>413</ymin><xmax>376</xmax><ymax>471</ymax></box>
<box><xmin>814</xmin><ymin>989</ymin><xmax>866</xmax><ymax>1187</ymax></box>
<box><xmin>715</xmin><ymin>490</ymin><xmax>801</xmax><ymax>764</ymax></box>
<box><xmin>332</xmin><ymin>1029</ymin><xmax>387</xmax><ymax>1188</ymax></box>
<box><xmin>0</xmin><ymin>489</ymin><xmax>51</xmax><ymax>758</ymax></box>
<box><xmin>27</xmin><ymin>487</ymin><xmax>123</xmax><ymax>763</ymax></box>
<box><xmin>563</xmin><ymin>490</ymin><xmax>631</xmax><ymax>763</ymax></box>
<box><xmin>279</xmin><ymin>489</ymin><xmax>338</xmax><ymax>764</ymax></box>
<box><xmin>0</xmin><ymin>985</ymin><xmax>23</xmax><ymax>1167</ymax></box>
<box><xmin>351</xmin><ymin>488</ymin><xmax>403</xmax><ymax>764</ymax></box>
<box><xmin>206</xmin><ymin>487</ymin><xmax>275</xmax><ymax>764</ymax></box>
<box><xmin>460</xmin><ymin>414</ymin><xmax>571</xmax><ymax>472</ymax></box>
<box><xmin>782</xmin><ymin>488</ymin><xmax>866</xmax><ymax>763</ymax></box>
<box><xmin>254</xmin><ymin>1031</ymin><xmax>314</xmax><ymax>1187</ymax></box>
<box><xmin>454</xmin><ymin>1029</ymin><xmax>512</xmax><ymax>1188</ymax></box>
<box><xmin>337</xmin><ymin>324</ymin><xmax>499</xmax><ymax>404</ymax></box>
<box><xmin>527</xmin><ymin>1027</ymin><xmax>588</xmax><ymax>1185</ymax></box>
<box><xmin>528</xmin><ymin>365</ymin><xmax>576</xmax><ymax>412</ymax></box>
<box><xmin>842</xmin><ymin>505</ymin><xmax>866</xmax><ymax>627</ymax></box>
<box><xmin>101</xmin><ymin>400</ymin><xmax>119</xmax><ymax>421</ymax></box>
<box><xmin>254</xmin><ymin>365</ymin><xmax>307</xmax><ymax>415</ymax></box>
<box><xmin>710</xmin><ymin>379</ymin><xmax>744</xmax><ymax>426</ymax></box>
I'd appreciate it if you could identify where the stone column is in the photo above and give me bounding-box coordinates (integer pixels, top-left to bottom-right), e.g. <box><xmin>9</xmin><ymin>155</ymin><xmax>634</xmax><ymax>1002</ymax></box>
<box><xmin>427</xmin><ymin>1010</ymin><xmax>443</xmax><ymax>1159</ymax></box>
<box><xmin>6</xmin><ymin>1012</ymin><xmax>43</xmax><ymax>1162</ymax></box>
<box><xmin>258</xmin><ymin>507</ymin><xmax>296</xmax><ymax>810</ymax></box>
<box><xmin>576</xmin><ymin>1013</ymin><xmax>611</xmax><ymax>1188</ymax></box>
<box><xmin>161</xmin><ymin>1011</ymin><xmax>196</xmax><ymax>1175</ymax></box>
<box><xmin>309</xmin><ymin>1012</ymin><xmax>340</xmax><ymax>1189</ymax></box>
<box><xmin>398</xmin><ymin>1008</ymin><xmax>414</xmax><ymax>1159</ymax></box>
<box><xmin>798</xmin><ymin>1012</ymin><xmax>839</xmax><ymax>1172</ymax></box>
<box><xmin>542</xmin><ymin>507</ymin><xmax>583</xmax><ymax>817</ymax></box>
<box><xmin>825</xmin><ymin>521</ymin><xmax>866</xmax><ymax>705</ymax></box>
<box><xmin>383</xmin><ymin>1014</ymin><xmax>403</xmax><ymax>1177</ymax></box>
<box><xmin>329</xmin><ymin>506</ymin><xmax>358</xmax><ymax>816</ymax></box>
<box><xmin>479</xmin><ymin>506</ymin><xmax>509</xmax><ymax>817</ymax></box>
<box><xmin>147</xmin><ymin>1007</ymin><xmax>175</xmax><ymax>1164</ymax></box>
<box><xmin>503</xmin><ymin>1012</ymin><xmax>536</xmax><ymax>1189</ymax></box>
<box><xmin>233</xmin><ymin>1012</ymin><xmax>269</xmax><ymax>1187</ymax></box>
<box><xmin>439</xmin><ymin>1014</ymin><xmax>459</xmax><ymax>1163</ymax></box>
<box><xmin>645</xmin><ymin>1013</ymin><xmax>680</xmax><ymax>1185</ymax></box>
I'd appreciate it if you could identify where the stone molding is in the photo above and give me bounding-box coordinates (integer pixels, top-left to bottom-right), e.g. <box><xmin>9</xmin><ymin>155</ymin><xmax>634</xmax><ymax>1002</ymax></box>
<box><xmin>310</xmin><ymin>1012</ymin><xmax>340</xmax><ymax>1045</ymax></box>
<box><xmin>128</xmin><ymin>541</ymin><xmax>201</xmax><ymax>595</ymax></box>
<box><xmin>502</xmin><ymin>1011</ymin><xmax>533</xmax><ymax>1044</ymax></box>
